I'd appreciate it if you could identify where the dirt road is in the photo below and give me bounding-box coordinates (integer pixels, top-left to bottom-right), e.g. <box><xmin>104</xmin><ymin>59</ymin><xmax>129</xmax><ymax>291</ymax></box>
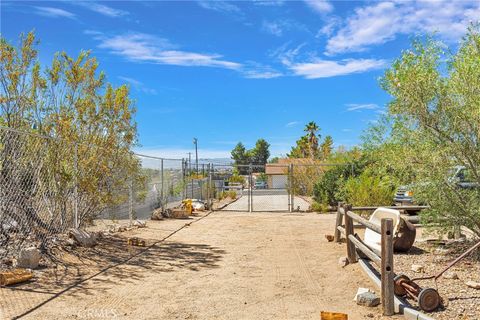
<box><xmin>3</xmin><ymin>211</ymin><xmax>383</xmax><ymax>320</ymax></box>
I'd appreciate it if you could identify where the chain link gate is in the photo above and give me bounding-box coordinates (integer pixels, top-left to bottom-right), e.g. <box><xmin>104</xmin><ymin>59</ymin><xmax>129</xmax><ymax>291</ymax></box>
<box><xmin>214</xmin><ymin>162</ymin><xmax>353</xmax><ymax>213</ymax></box>
<box><xmin>213</xmin><ymin>164</ymin><xmax>293</xmax><ymax>212</ymax></box>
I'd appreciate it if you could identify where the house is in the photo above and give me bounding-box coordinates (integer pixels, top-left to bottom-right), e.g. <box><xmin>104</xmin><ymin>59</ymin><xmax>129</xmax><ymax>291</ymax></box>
<box><xmin>265</xmin><ymin>163</ymin><xmax>288</xmax><ymax>189</ymax></box>
<box><xmin>265</xmin><ymin>158</ymin><xmax>323</xmax><ymax>189</ymax></box>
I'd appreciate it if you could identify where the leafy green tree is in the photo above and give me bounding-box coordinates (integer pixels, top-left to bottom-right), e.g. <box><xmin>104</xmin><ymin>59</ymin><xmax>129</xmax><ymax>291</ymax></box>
<box><xmin>380</xmin><ymin>25</ymin><xmax>480</xmax><ymax>236</ymax></box>
<box><xmin>288</xmin><ymin>135</ymin><xmax>309</xmax><ymax>158</ymax></box>
<box><xmin>251</xmin><ymin>138</ymin><xmax>270</xmax><ymax>167</ymax></box>
<box><xmin>0</xmin><ymin>31</ymin><xmax>141</xmax><ymax>233</ymax></box>
<box><xmin>320</xmin><ymin>135</ymin><xmax>333</xmax><ymax>160</ymax></box>
<box><xmin>231</xmin><ymin>142</ymin><xmax>249</xmax><ymax>174</ymax></box>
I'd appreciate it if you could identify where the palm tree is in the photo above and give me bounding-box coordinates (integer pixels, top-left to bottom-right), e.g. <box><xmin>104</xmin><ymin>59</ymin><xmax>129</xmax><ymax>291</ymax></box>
<box><xmin>304</xmin><ymin>121</ymin><xmax>320</xmax><ymax>159</ymax></box>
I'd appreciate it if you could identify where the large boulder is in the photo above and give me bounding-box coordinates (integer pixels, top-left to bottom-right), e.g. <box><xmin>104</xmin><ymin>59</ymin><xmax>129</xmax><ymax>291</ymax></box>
<box><xmin>356</xmin><ymin>292</ymin><xmax>380</xmax><ymax>307</ymax></box>
<box><xmin>16</xmin><ymin>247</ymin><xmax>41</xmax><ymax>269</ymax></box>
<box><xmin>68</xmin><ymin>229</ymin><xmax>99</xmax><ymax>247</ymax></box>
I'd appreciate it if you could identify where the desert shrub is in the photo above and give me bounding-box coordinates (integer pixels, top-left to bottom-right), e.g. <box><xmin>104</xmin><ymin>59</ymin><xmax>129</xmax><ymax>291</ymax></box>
<box><xmin>310</xmin><ymin>201</ymin><xmax>329</xmax><ymax>213</ymax></box>
<box><xmin>342</xmin><ymin>170</ymin><xmax>396</xmax><ymax>207</ymax></box>
<box><xmin>227</xmin><ymin>190</ymin><xmax>237</xmax><ymax>199</ymax></box>
<box><xmin>378</xmin><ymin>26</ymin><xmax>480</xmax><ymax>236</ymax></box>
<box><xmin>229</xmin><ymin>174</ymin><xmax>245</xmax><ymax>185</ymax></box>
<box><xmin>313</xmin><ymin>155</ymin><xmax>366</xmax><ymax>206</ymax></box>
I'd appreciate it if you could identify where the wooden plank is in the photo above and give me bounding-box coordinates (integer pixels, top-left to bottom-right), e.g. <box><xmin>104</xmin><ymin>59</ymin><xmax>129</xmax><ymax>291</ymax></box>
<box><xmin>346</xmin><ymin>210</ymin><xmax>381</xmax><ymax>234</ymax></box>
<box><xmin>351</xmin><ymin>205</ymin><xmax>429</xmax><ymax>211</ymax></box>
<box><xmin>344</xmin><ymin>204</ymin><xmax>357</xmax><ymax>263</ymax></box>
<box><xmin>320</xmin><ymin>311</ymin><xmax>348</xmax><ymax>320</ymax></box>
<box><xmin>381</xmin><ymin>218</ymin><xmax>395</xmax><ymax>316</ymax></box>
<box><xmin>334</xmin><ymin>205</ymin><xmax>344</xmax><ymax>242</ymax></box>
<box><xmin>0</xmin><ymin>268</ymin><xmax>33</xmax><ymax>286</ymax></box>
<box><xmin>336</xmin><ymin>225</ymin><xmax>345</xmax><ymax>235</ymax></box>
<box><xmin>348</xmin><ymin>234</ymin><xmax>381</xmax><ymax>267</ymax></box>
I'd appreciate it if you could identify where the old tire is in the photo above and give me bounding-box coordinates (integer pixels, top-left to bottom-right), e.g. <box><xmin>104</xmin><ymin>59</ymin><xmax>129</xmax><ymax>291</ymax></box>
<box><xmin>394</xmin><ymin>219</ymin><xmax>416</xmax><ymax>252</ymax></box>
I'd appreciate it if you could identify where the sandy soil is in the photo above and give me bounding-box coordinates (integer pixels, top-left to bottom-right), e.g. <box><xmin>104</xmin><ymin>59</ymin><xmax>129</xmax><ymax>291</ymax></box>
<box><xmin>1</xmin><ymin>212</ymin><xmax>389</xmax><ymax>320</ymax></box>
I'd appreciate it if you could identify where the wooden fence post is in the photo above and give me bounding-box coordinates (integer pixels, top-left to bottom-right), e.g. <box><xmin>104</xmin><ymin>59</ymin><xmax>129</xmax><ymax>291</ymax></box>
<box><xmin>344</xmin><ymin>204</ymin><xmax>357</xmax><ymax>263</ymax></box>
<box><xmin>334</xmin><ymin>202</ymin><xmax>344</xmax><ymax>242</ymax></box>
<box><xmin>381</xmin><ymin>218</ymin><xmax>394</xmax><ymax>316</ymax></box>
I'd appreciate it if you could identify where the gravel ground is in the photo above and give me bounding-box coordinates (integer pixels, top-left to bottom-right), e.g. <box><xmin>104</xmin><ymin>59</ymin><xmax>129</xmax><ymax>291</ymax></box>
<box><xmin>1</xmin><ymin>212</ymin><xmax>388</xmax><ymax>320</ymax></box>
<box><xmin>395</xmin><ymin>238</ymin><xmax>480</xmax><ymax>319</ymax></box>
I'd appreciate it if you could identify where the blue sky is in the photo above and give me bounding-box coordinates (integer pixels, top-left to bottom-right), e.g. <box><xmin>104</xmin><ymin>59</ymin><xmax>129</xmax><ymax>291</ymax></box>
<box><xmin>1</xmin><ymin>0</ymin><xmax>479</xmax><ymax>159</ymax></box>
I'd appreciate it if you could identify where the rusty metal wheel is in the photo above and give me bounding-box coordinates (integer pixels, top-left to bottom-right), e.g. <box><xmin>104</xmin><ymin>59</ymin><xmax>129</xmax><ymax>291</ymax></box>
<box><xmin>394</xmin><ymin>274</ymin><xmax>410</xmax><ymax>296</ymax></box>
<box><xmin>418</xmin><ymin>288</ymin><xmax>441</xmax><ymax>312</ymax></box>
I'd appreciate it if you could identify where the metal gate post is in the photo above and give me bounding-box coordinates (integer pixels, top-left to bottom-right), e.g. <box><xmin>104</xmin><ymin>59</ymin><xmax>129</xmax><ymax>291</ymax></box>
<box><xmin>290</xmin><ymin>164</ymin><xmax>294</xmax><ymax>212</ymax></box>
<box><xmin>288</xmin><ymin>163</ymin><xmax>292</xmax><ymax>212</ymax></box>
<box><xmin>161</xmin><ymin>158</ymin><xmax>164</xmax><ymax>212</ymax></box>
<box><xmin>249</xmin><ymin>164</ymin><xmax>253</xmax><ymax>213</ymax></box>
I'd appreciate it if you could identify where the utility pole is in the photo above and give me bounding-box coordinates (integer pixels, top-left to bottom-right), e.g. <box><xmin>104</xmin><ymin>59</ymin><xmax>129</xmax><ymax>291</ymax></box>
<box><xmin>187</xmin><ymin>152</ymin><xmax>192</xmax><ymax>175</ymax></box>
<box><xmin>193</xmin><ymin>138</ymin><xmax>198</xmax><ymax>175</ymax></box>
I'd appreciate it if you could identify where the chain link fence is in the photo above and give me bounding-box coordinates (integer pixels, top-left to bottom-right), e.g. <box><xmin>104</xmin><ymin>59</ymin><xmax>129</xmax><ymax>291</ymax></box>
<box><xmin>0</xmin><ymin>126</ymin><xmax>216</xmax><ymax>262</ymax></box>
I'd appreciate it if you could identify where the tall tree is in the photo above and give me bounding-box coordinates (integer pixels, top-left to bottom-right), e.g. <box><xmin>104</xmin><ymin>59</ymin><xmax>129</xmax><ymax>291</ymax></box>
<box><xmin>231</xmin><ymin>142</ymin><xmax>248</xmax><ymax>174</ymax></box>
<box><xmin>379</xmin><ymin>26</ymin><xmax>480</xmax><ymax>236</ymax></box>
<box><xmin>288</xmin><ymin>135</ymin><xmax>309</xmax><ymax>158</ymax></box>
<box><xmin>251</xmin><ymin>139</ymin><xmax>270</xmax><ymax>165</ymax></box>
<box><xmin>0</xmin><ymin>31</ymin><xmax>141</xmax><ymax>234</ymax></box>
<box><xmin>231</xmin><ymin>142</ymin><xmax>248</xmax><ymax>165</ymax></box>
<box><xmin>304</xmin><ymin>121</ymin><xmax>320</xmax><ymax>159</ymax></box>
<box><xmin>320</xmin><ymin>135</ymin><xmax>333</xmax><ymax>160</ymax></box>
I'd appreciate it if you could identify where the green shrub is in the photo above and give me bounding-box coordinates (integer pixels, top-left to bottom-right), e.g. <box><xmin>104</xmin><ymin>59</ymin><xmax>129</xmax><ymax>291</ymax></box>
<box><xmin>342</xmin><ymin>170</ymin><xmax>396</xmax><ymax>207</ymax></box>
<box><xmin>227</xmin><ymin>190</ymin><xmax>237</xmax><ymax>199</ymax></box>
<box><xmin>310</xmin><ymin>201</ymin><xmax>329</xmax><ymax>213</ymax></box>
<box><xmin>229</xmin><ymin>174</ymin><xmax>245</xmax><ymax>184</ymax></box>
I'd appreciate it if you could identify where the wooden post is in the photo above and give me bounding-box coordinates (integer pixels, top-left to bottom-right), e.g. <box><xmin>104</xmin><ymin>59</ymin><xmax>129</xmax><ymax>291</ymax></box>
<box><xmin>381</xmin><ymin>218</ymin><xmax>395</xmax><ymax>316</ymax></box>
<box><xmin>334</xmin><ymin>202</ymin><xmax>344</xmax><ymax>243</ymax></box>
<box><xmin>344</xmin><ymin>204</ymin><xmax>357</xmax><ymax>263</ymax></box>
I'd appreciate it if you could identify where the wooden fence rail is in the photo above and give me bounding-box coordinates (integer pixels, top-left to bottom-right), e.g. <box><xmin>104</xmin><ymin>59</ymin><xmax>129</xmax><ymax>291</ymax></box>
<box><xmin>334</xmin><ymin>203</ymin><xmax>395</xmax><ymax>316</ymax></box>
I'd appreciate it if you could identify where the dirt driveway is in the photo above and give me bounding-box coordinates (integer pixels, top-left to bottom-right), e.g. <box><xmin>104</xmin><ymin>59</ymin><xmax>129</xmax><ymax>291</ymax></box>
<box><xmin>3</xmin><ymin>211</ymin><xmax>384</xmax><ymax>320</ymax></box>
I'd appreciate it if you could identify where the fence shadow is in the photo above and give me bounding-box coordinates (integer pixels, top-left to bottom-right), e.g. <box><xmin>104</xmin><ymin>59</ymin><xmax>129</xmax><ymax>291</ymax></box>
<box><xmin>0</xmin><ymin>234</ymin><xmax>225</xmax><ymax>319</ymax></box>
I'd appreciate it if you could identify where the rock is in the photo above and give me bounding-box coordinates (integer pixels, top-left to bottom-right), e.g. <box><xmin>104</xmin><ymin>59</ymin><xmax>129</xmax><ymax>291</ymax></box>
<box><xmin>465</xmin><ymin>280</ymin><xmax>480</xmax><ymax>289</ymax></box>
<box><xmin>68</xmin><ymin>229</ymin><xmax>99</xmax><ymax>247</ymax></box>
<box><xmin>338</xmin><ymin>256</ymin><xmax>349</xmax><ymax>267</ymax></box>
<box><xmin>411</xmin><ymin>264</ymin><xmax>424</xmax><ymax>273</ymax></box>
<box><xmin>325</xmin><ymin>234</ymin><xmax>334</xmax><ymax>242</ymax></box>
<box><xmin>133</xmin><ymin>220</ymin><xmax>146</xmax><ymax>228</ymax></box>
<box><xmin>354</xmin><ymin>288</ymin><xmax>374</xmax><ymax>302</ymax></box>
<box><xmin>16</xmin><ymin>247</ymin><xmax>41</xmax><ymax>269</ymax></box>
<box><xmin>356</xmin><ymin>292</ymin><xmax>380</xmax><ymax>307</ymax></box>
<box><xmin>443</xmin><ymin>271</ymin><xmax>459</xmax><ymax>280</ymax></box>
<box><xmin>435</xmin><ymin>248</ymin><xmax>451</xmax><ymax>255</ymax></box>
<box><xmin>192</xmin><ymin>201</ymin><xmax>205</xmax><ymax>211</ymax></box>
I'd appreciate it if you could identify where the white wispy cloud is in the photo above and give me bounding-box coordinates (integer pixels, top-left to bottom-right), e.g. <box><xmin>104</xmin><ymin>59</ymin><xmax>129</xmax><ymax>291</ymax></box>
<box><xmin>262</xmin><ymin>21</ymin><xmax>283</xmax><ymax>37</ymax></box>
<box><xmin>118</xmin><ymin>76</ymin><xmax>157</xmax><ymax>95</ymax></box>
<box><xmin>304</xmin><ymin>0</ymin><xmax>333</xmax><ymax>14</ymax></box>
<box><xmin>89</xmin><ymin>31</ymin><xmax>242</xmax><ymax>69</ymax></box>
<box><xmin>197</xmin><ymin>0</ymin><xmax>241</xmax><ymax>13</ymax></box>
<box><xmin>34</xmin><ymin>6</ymin><xmax>75</xmax><ymax>19</ymax></box>
<box><xmin>346</xmin><ymin>103</ymin><xmax>379</xmax><ymax>111</ymax></box>
<box><xmin>289</xmin><ymin>58</ymin><xmax>386</xmax><ymax>79</ymax></box>
<box><xmin>76</xmin><ymin>2</ymin><xmax>128</xmax><ymax>17</ymax></box>
<box><xmin>262</xmin><ymin>19</ymin><xmax>309</xmax><ymax>37</ymax></box>
<box><xmin>285</xmin><ymin>121</ymin><xmax>299</xmax><ymax>128</ymax></box>
<box><xmin>253</xmin><ymin>0</ymin><xmax>285</xmax><ymax>6</ymax></box>
<box><xmin>242</xmin><ymin>62</ymin><xmax>283</xmax><ymax>79</ymax></box>
<box><xmin>326</xmin><ymin>1</ymin><xmax>480</xmax><ymax>55</ymax></box>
